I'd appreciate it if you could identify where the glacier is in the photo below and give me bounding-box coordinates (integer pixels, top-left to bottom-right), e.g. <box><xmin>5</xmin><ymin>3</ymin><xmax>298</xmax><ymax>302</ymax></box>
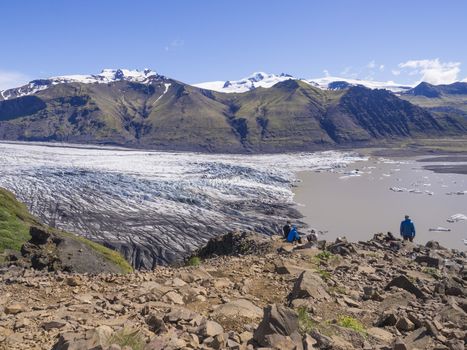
<box><xmin>0</xmin><ymin>141</ymin><xmax>365</xmax><ymax>268</ymax></box>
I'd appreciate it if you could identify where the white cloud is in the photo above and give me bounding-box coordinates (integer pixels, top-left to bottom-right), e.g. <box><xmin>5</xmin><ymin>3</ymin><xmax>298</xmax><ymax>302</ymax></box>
<box><xmin>398</xmin><ymin>58</ymin><xmax>461</xmax><ymax>85</ymax></box>
<box><xmin>0</xmin><ymin>69</ymin><xmax>30</xmax><ymax>90</ymax></box>
<box><xmin>391</xmin><ymin>69</ymin><xmax>401</xmax><ymax>76</ymax></box>
<box><xmin>462</xmin><ymin>77</ymin><xmax>467</xmax><ymax>82</ymax></box>
<box><xmin>379</xmin><ymin>64</ymin><xmax>385</xmax><ymax>71</ymax></box>
<box><xmin>367</xmin><ymin>60</ymin><xmax>376</xmax><ymax>69</ymax></box>
<box><xmin>323</xmin><ymin>69</ymin><xmax>330</xmax><ymax>77</ymax></box>
<box><xmin>165</xmin><ymin>39</ymin><xmax>184</xmax><ymax>51</ymax></box>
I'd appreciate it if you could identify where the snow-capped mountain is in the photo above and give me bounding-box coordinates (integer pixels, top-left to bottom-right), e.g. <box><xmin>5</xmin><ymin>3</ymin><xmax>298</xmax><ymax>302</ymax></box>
<box><xmin>195</xmin><ymin>72</ymin><xmax>413</xmax><ymax>94</ymax></box>
<box><xmin>193</xmin><ymin>72</ymin><xmax>294</xmax><ymax>93</ymax></box>
<box><xmin>306</xmin><ymin>76</ymin><xmax>413</xmax><ymax>93</ymax></box>
<box><xmin>0</xmin><ymin>69</ymin><xmax>161</xmax><ymax>100</ymax></box>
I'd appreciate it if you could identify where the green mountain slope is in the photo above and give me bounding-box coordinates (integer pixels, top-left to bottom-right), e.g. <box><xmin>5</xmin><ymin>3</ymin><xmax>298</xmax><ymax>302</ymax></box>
<box><xmin>0</xmin><ymin>79</ymin><xmax>465</xmax><ymax>152</ymax></box>
<box><xmin>401</xmin><ymin>82</ymin><xmax>467</xmax><ymax>120</ymax></box>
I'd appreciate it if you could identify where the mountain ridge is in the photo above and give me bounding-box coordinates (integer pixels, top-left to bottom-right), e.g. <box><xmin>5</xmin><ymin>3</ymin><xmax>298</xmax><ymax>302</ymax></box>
<box><xmin>0</xmin><ymin>73</ymin><xmax>466</xmax><ymax>153</ymax></box>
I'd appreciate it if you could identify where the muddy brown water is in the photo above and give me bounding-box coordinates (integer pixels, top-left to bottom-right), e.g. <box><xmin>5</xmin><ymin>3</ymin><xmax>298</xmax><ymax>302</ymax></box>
<box><xmin>293</xmin><ymin>157</ymin><xmax>467</xmax><ymax>250</ymax></box>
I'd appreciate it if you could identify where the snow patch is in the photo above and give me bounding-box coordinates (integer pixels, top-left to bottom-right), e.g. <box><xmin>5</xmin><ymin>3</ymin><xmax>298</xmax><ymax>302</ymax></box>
<box><xmin>194</xmin><ymin>72</ymin><xmax>293</xmax><ymax>93</ymax></box>
<box><xmin>194</xmin><ymin>73</ymin><xmax>412</xmax><ymax>93</ymax></box>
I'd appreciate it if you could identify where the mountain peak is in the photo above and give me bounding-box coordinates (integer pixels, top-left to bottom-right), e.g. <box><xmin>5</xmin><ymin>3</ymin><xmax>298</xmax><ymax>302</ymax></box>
<box><xmin>0</xmin><ymin>68</ymin><xmax>162</xmax><ymax>100</ymax></box>
<box><xmin>97</xmin><ymin>68</ymin><xmax>158</xmax><ymax>82</ymax></box>
<box><xmin>194</xmin><ymin>72</ymin><xmax>295</xmax><ymax>93</ymax></box>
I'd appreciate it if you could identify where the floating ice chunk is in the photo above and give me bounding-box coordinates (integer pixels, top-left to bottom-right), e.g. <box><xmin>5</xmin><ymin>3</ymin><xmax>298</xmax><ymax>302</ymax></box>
<box><xmin>446</xmin><ymin>190</ymin><xmax>467</xmax><ymax>195</ymax></box>
<box><xmin>390</xmin><ymin>187</ymin><xmax>405</xmax><ymax>192</ymax></box>
<box><xmin>429</xmin><ymin>227</ymin><xmax>451</xmax><ymax>232</ymax></box>
<box><xmin>464</xmin><ymin>239</ymin><xmax>467</xmax><ymax>246</ymax></box>
<box><xmin>446</xmin><ymin>214</ymin><xmax>467</xmax><ymax>223</ymax></box>
<box><xmin>389</xmin><ymin>187</ymin><xmax>433</xmax><ymax>195</ymax></box>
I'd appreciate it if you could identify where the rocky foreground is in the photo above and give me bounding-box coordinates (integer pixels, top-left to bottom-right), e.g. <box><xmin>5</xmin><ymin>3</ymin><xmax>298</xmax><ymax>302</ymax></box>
<box><xmin>0</xmin><ymin>232</ymin><xmax>466</xmax><ymax>350</ymax></box>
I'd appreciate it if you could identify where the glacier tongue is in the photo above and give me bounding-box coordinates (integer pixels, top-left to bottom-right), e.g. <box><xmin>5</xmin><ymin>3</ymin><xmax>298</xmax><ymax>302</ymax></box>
<box><xmin>0</xmin><ymin>142</ymin><xmax>365</xmax><ymax>268</ymax></box>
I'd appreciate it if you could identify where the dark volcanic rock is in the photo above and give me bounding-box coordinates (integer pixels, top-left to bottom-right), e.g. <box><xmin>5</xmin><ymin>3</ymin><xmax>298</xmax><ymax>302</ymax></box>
<box><xmin>253</xmin><ymin>304</ymin><xmax>300</xmax><ymax>347</ymax></box>
<box><xmin>29</xmin><ymin>226</ymin><xmax>51</xmax><ymax>244</ymax></box>
<box><xmin>196</xmin><ymin>231</ymin><xmax>273</xmax><ymax>258</ymax></box>
<box><xmin>385</xmin><ymin>275</ymin><xmax>426</xmax><ymax>299</ymax></box>
<box><xmin>19</xmin><ymin>226</ymin><xmax>124</xmax><ymax>274</ymax></box>
<box><xmin>415</xmin><ymin>255</ymin><xmax>441</xmax><ymax>268</ymax></box>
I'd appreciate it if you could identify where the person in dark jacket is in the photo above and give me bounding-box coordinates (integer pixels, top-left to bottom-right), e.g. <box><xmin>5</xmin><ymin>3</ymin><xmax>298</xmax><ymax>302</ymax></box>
<box><xmin>287</xmin><ymin>225</ymin><xmax>302</xmax><ymax>244</ymax></box>
<box><xmin>400</xmin><ymin>215</ymin><xmax>416</xmax><ymax>242</ymax></box>
<box><xmin>282</xmin><ymin>220</ymin><xmax>292</xmax><ymax>239</ymax></box>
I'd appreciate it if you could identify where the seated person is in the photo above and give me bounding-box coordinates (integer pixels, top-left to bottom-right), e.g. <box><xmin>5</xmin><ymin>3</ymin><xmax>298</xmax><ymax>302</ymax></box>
<box><xmin>287</xmin><ymin>225</ymin><xmax>302</xmax><ymax>244</ymax></box>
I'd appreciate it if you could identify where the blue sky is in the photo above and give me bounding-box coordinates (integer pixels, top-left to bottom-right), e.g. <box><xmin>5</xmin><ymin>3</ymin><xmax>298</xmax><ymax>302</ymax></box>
<box><xmin>1</xmin><ymin>0</ymin><xmax>466</xmax><ymax>89</ymax></box>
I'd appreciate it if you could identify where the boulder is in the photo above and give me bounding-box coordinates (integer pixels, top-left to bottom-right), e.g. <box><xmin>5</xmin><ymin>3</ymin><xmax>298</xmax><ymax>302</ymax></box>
<box><xmin>395</xmin><ymin>317</ymin><xmax>415</xmax><ymax>332</ymax></box>
<box><xmin>402</xmin><ymin>327</ymin><xmax>433</xmax><ymax>349</ymax></box>
<box><xmin>4</xmin><ymin>303</ymin><xmax>25</xmax><ymax>315</ymax></box>
<box><xmin>425</xmin><ymin>241</ymin><xmax>445</xmax><ymax>250</ymax></box>
<box><xmin>29</xmin><ymin>226</ymin><xmax>51</xmax><ymax>244</ymax></box>
<box><xmin>415</xmin><ymin>255</ymin><xmax>440</xmax><ymax>268</ymax></box>
<box><xmin>263</xmin><ymin>334</ymin><xmax>297</xmax><ymax>350</ymax></box>
<box><xmin>289</xmin><ymin>271</ymin><xmax>330</xmax><ymax>302</ymax></box>
<box><xmin>375</xmin><ymin>312</ymin><xmax>398</xmax><ymax>327</ymax></box>
<box><xmin>146</xmin><ymin>313</ymin><xmax>167</xmax><ymax>333</ymax></box>
<box><xmin>437</xmin><ymin>300</ymin><xmax>467</xmax><ymax>328</ymax></box>
<box><xmin>200</xmin><ymin>320</ymin><xmax>224</xmax><ymax>337</ymax></box>
<box><xmin>163</xmin><ymin>307</ymin><xmax>200</xmax><ymax>323</ymax></box>
<box><xmin>330</xmin><ymin>335</ymin><xmax>355</xmax><ymax>350</ymax></box>
<box><xmin>309</xmin><ymin>330</ymin><xmax>332</xmax><ymax>349</ymax></box>
<box><xmin>42</xmin><ymin>320</ymin><xmax>68</xmax><ymax>331</ymax></box>
<box><xmin>385</xmin><ymin>275</ymin><xmax>425</xmax><ymax>299</ymax></box>
<box><xmin>212</xmin><ymin>299</ymin><xmax>263</xmax><ymax>319</ymax></box>
<box><xmin>367</xmin><ymin>327</ymin><xmax>394</xmax><ymax>343</ymax></box>
<box><xmin>253</xmin><ymin>304</ymin><xmax>299</xmax><ymax>347</ymax></box>
<box><xmin>163</xmin><ymin>291</ymin><xmax>184</xmax><ymax>305</ymax></box>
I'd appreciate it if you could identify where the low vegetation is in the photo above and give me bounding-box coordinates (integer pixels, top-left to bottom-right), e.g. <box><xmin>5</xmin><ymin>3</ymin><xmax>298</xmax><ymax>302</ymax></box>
<box><xmin>337</xmin><ymin>316</ymin><xmax>366</xmax><ymax>334</ymax></box>
<box><xmin>107</xmin><ymin>328</ymin><xmax>145</xmax><ymax>350</ymax></box>
<box><xmin>315</xmin><ymin>268</ymin><xmax>331</xmax><ymax>281</ymax></box>
<box><xmin>0</xmin><ymin>188</ymin><xmax>36</xmax><ymax>253</ymax></box>
<box><xmin>423</xmin><ymin>267</ymin><xmax>441</xmax><ymax>280</ymax></box>
<box><xmin>186</xmin><ymin>256</ymin><xmax>201</xmax><ymax>267</ymax></box>
<box><xmin>297</xmin><ymin>307</ymin><xmax>317</xmax><ymax>334</ymax></box>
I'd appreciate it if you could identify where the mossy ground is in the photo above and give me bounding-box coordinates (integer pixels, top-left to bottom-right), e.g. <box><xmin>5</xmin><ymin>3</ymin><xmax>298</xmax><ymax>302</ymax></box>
<box><xmin>0</xmin><ymin>188</ymin><xmax>37</xmax><ymax>253</ymax></box>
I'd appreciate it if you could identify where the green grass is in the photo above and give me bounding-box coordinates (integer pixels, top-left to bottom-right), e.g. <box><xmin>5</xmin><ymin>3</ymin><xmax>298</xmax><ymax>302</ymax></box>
<box><xmin>315</xmin><ymin>251</ymin><xmax>334</xmax><ymax>262</ymax></box>
<box><xmin>327</xmin><ymin>286</ymin><xmax>348</xmax><ymax>295</ymax></box>
<box><xmin>186</xmin><ymin>256</ymin><xmax>201</xmax><ymax>267</ymax></box>
<box><xmin>0</xmin><ymin>188</ymin><xmax>37</xmax><ymax>253</ymax></box>
<box><xmin>316</xmin><ymin>268</ymin><xmax>331</xmax><ymax>282</ymax></box>
<box><xmin>297</xmin><ymin>307</ymin><xmax>317</xmax><ymax>334</ymax></box>
<box><xmin>337</xmin><ymin>316</ymin><xmax>366</xmax><ymax>334</ymax></box>
<box><xmin>108</xmin><ymin>328</ymin><xmax>145</xmax><ymax>350</ymax></box>
<box><xmin>423</xmin><ymin>267</ymin><xmax>441</xmax><ymax>280</ymax></box>
<box><xmin>0</xmin><ymin>188</ymin><xmax>132</xmax><ymax>273</ymax></box>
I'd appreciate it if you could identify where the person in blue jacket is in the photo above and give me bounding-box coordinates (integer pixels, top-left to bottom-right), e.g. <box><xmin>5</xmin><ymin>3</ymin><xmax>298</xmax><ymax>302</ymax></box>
<box><xmin>287</xmin><ymin>225</ymin><xmax>302</xmax><ymax>244</ymax></box>
<box><xmin>400</xmin><ymin>215</ymin><xmax>416</xmax><ymax>242</ymax></box>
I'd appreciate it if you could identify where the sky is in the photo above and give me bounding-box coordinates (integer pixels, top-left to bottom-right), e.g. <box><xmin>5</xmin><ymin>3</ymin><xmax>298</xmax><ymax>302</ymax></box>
<box><xmin>1</xmin><ymin>0</ymin><xmax>467</xmax><ymax>90</ymax></box>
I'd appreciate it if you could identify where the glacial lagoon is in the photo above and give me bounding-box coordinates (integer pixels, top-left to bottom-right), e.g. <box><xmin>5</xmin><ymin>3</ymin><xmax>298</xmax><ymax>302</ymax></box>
<box><xmin>294</xmin><ymin>156</ymin><xmax>467</xmax><ymax>250</ymax></box>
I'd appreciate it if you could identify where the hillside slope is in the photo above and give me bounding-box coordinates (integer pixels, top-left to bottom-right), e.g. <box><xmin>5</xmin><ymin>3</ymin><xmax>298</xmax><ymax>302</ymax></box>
<box><xmin>0</xmin><ymin>79</ymin><xmax>466</xmax><ymax>152</ymax></box>
<box><xmin>0</xmin><ymin>232</ymin><xmax>464</xmax><ymax>349</ymax></box>
<box><xmin>0</xmin><ymin>188</ymin><xmax>132</xmax><ymax>273</ymax></box>
<box><xmin>401</xmin><ymin>82</ymin><xmax>467</xmax><ymax>120</ymax></box>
